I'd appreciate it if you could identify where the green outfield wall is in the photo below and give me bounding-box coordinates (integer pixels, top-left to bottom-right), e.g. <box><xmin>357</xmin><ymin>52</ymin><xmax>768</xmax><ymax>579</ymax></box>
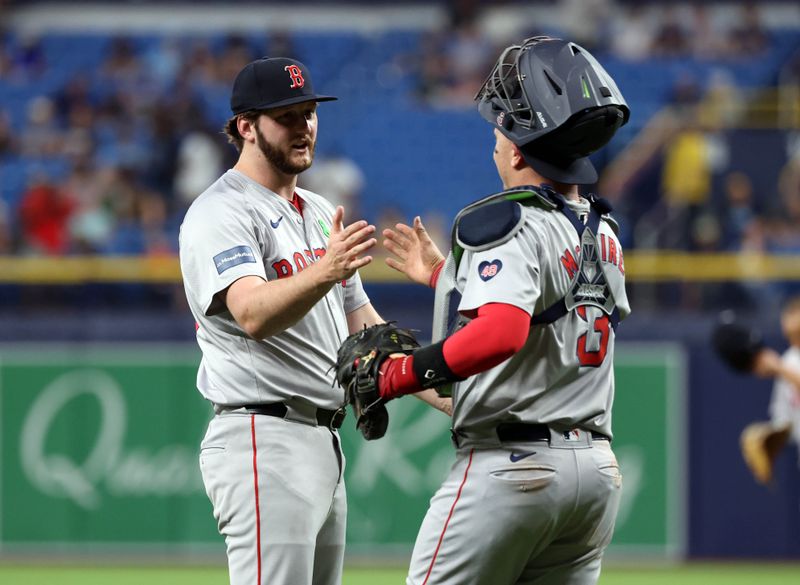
<box><xmin>0</xmin><ymin>344</ymin><xmax>685</xmax><ymax>558</ymax></box>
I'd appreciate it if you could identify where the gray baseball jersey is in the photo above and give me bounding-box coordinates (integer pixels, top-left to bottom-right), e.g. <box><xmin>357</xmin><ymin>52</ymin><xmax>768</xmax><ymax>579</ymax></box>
<box><xmin>407</xmin><ymin>195</ymin><xmax>628</xmax><ymax>585</ymax></box>
<box><xmin>769</xmin><ymin>346</ymin><xmax>800</xmax><ymax>454</ymax></box>
<box><xmin>180</xmin><ymin>168</ymin><xmax>368</xmax><ymax>585</ymax></box>
<box><xmin>180</xmin><ymin>169</ymin><xmax>369</xmax><ymax>409</ymax></box>
<box><xmin>450</xmin><ymin>197</ymin><xmax>629</xmax><ymax>443</ymax></box>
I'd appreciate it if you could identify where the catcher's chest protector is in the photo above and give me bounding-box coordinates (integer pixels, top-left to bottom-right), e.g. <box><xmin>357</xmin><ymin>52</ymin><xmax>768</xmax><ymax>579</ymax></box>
<box><xmin>431</xmin><ymin>185</ymin><xmax>627</xmax><ymax>346</ymax></box>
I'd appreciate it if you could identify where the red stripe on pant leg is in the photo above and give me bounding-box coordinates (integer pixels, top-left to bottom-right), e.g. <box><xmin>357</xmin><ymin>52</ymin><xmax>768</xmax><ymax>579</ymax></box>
<box><xmin>251</xmin><ymin>415</ymin><xmax>262</xmax><ymax>585</ymax></box>
<box><xmin>422</xmin><ymin>448</ymin><xmax>474</xmax><ymax>585</ymax></box>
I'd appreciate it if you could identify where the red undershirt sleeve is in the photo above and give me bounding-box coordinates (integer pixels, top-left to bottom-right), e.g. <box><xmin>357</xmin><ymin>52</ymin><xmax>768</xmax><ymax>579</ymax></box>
<box><xmin>379</xmin><ymin>302</ymin><xmax>530</xmax><ymax>399</ymax></box>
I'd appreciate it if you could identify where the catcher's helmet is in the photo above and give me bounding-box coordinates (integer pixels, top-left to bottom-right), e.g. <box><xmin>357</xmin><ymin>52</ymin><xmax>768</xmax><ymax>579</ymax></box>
<box><xmin>476</xmin><ymin>36</ymin><xmax>629</xmax><ymax>184</ymax></box>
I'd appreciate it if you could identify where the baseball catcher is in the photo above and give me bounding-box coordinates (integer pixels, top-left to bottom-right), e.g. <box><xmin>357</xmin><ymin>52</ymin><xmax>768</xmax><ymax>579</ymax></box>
<box><xmin>336</xmin><ymin>322</ymin><xmax>420</xmax><ymax>440</ymax></box>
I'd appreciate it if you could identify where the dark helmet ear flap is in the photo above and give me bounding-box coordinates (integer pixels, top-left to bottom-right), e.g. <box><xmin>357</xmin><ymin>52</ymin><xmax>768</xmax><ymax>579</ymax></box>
<box><xmin>546</xmin><ymin>105</ymin><xmax>627</xmax><ymax>159</ymax></box>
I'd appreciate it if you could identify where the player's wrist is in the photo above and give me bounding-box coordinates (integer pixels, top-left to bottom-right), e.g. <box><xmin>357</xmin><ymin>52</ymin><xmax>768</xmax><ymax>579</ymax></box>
<box><xmin>304</xmin><ymin>260</ymin><xmax>339</xmax><ymax>291</ymax></box>
<box><xmin>428</xmin><ymin>259</ymin><xmax>446</xmax><ymax>288</ymax></box>
<box><xmin>378</xmin><ymin>355</ymin><xmax>423</xmax><ymax>399</ymax></box>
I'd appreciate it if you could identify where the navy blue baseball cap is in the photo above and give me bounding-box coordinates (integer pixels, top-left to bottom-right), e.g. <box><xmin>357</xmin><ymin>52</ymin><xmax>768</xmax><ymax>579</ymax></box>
<box><xmin>230</xmin><ymin>57</ymin><xmax>337</xmax><ymax>114</ymax></box>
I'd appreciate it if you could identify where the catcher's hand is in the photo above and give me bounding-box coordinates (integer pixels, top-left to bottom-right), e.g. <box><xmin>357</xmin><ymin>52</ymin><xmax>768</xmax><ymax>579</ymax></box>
<box><xmin>740</xmin><ymin>421</ymin><xmax>791</xmax><ymax>485</ymax></box>
<box><xmin>335</xmin><ymin>323</ymin><xmax>420</xmax><ymax>440</ymax></box>
<box><xmin>711</xmin><ymin>312</ymin><xmax>765</xmax><ymax>373</ymax></box>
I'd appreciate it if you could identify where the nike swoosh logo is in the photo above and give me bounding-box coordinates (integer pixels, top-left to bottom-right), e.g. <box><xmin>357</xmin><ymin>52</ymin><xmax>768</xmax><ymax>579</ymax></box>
<box><xmin>509</xmin><ymin>451</ymin><xmax>536</xmax><ymax>463</ymax></box>
<box><xmin>270</xmin><ymin>216</ymin><xmax>284</xmax><ymax>229</ymax></box>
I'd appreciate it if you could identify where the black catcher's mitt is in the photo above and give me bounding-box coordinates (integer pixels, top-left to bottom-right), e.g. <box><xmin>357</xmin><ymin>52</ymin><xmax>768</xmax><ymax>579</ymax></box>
<box><xmin>711</xmin><ymin>312</ymin><xmax>765</xmax><ymax>373</ymax></box>
<box><xmin>335</xmin><ymin>323</ymin><xmax>420</xmax><ymax>440</ymax></box>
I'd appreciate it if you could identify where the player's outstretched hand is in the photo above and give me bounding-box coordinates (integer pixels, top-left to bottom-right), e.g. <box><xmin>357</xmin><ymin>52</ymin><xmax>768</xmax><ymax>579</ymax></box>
<box><xmin>383</xmin><ymin>216</ymin><xmax>445</xmax><ymax>286</ymax></box>
<box><xmin>318</xmin><ymin>206</ymin><xmax>376</xmax><ymax>283</ymax></box>
<box><xmin>753</xmin><ymin>348</ymin><xmax>782</xmax><ymax>378</ymax></box>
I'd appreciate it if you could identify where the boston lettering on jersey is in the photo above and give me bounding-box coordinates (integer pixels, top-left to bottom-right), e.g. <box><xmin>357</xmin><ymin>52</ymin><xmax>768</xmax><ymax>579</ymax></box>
<box><xmin>272</xmin><ymin>247</ymin><xmax>326</xmax><ymax>278</ymax></box>
<box><xmin>270</xmin><ymin>247</ymin><xmax>348</xmax><ymax>288</ymax></box>
<box><xmin>559</xmin><ymin>233</ymin><xmax>625</xmax><ymax>280</ymax></box>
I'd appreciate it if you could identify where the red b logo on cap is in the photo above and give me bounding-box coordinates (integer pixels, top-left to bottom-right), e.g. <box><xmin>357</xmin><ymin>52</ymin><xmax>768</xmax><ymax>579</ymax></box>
<box><xmin>285</xmin><ymin>65</ymin><xmax>305</xmax><ymax>89</ymax></box>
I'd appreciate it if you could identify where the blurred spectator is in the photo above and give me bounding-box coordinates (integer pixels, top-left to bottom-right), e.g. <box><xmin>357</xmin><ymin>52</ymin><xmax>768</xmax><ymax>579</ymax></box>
<box><xmin>670</xmin><ymin>73</ymin><xmax>703</xmax><ymax>109</ymax></box>
<box><xmin>728</xmin><ymin>3</ymin><xmax>769</xmax><ymax>57</ymax></box>
<box><xmin>559</xmin><ymin>0</ymin><xmax>613</xmax><ymax>52</ymax></box>
<box><xmin>651</xmin><ymin>6</ymin><xmax>690</xmax><ymax>57</ymax></box>
<box><xmin>173</xmin><ymin>127</ymin><xmax>224</xmax><ymax>209</ymax></box>
<box><xmin>413</xmin><ymin>30</ymin><xmax>450</xmax><ymax>103</ymax></box>
<box><xmin>720</xmin><ymin>171</ymin><xmax>759</xmax><ymax>250</ymax></box>
<box><xmin>691</xmin><ymin>5</ymin><xmax>727</xmax><ymax>60</ymax></box>
<box><xmin>439</xmin><ymin>21</ymin><xmax>494</xmax><ymax>105</ymax></box>
<box><xmin>265</xmin><ymin>31</ymin><xmax>300</xmax><ymax>61</ymax></box>
<box><xmin>10</xmin><ymin>32</ymin><xmax>46</xmax><ymax>79</ymax></box>
<box><xmin>217</xmin><ymin>34</ymin><xmax>255</xmax><ymax>84</ymax></box>
<box><xmin>409</xmin><ymin>1</ymin><xmax>493</xmax><ymax>107</ymax></box>
<box><xmin>0</xmin><ymin>199</ymin><xmax>14</xmax><ymax>254</ymax></box>
<box><xmin>61</xmin><ymin>103</ymin><xmax>95</xmax><ymax>161</ymax></box>
<box><xmin>184</xmin><ymin>39</ymin><xmax>218</xmax><ymax>89</ymax></box>
<box><xmin>610</xmin><ymin>5</ymin><xmax>655</xmax><ymax>62</ymax></box>
<box><xmin>20</xmin><ymin>96</ymin><xmax>62</xmax><ymax>157</ymax></box>
<box><xmin>138</xmin><ymin>190</ymin><xmax>173</xmax><ymax>255</ymax></box>
<box><xmin>53</xmin><ymin>75</ymin><xmax>92</xmax><ymax>125</ymax></box>
<box><xmin>655</xmin><ymin>119</ymin><xmax>714</xmax><ymax>249</ymax></box>
<box><xmin>19</xmin><ymin>173</ymin><xmax>75</xmax><ymax>254</ymax></box>
<box><xmin>101</xmin><ymin>36</ymin><xmax>142</xmax><ymax>85</ymax></box>
<box><xmin>0</xmin><ymin>108</ymin><xmax>17</xmax><ymax>156</ymax></box>
<box><xmin>143</xmin><ymin>37</ymin><xmax>183</xmax><ymax>90</ymax></box>
<box><xmin>64</xmin><ymin>160</ymin><xmax>115</xmax><ymax>253</ymax></box>
<box><xmin>779</xmin><ymin>155</ymin><xmax>800</xmax><ymax>226</ymax></box>
<box><xmin>299</xmin><ymin>151</ymin><xmax>365</xmax><ymax>214</ymax></box>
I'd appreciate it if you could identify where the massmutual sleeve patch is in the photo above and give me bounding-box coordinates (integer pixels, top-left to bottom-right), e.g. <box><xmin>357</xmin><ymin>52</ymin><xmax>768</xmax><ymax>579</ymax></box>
<box><xmin>213</xmin><ymin>245</ymin><xmax>257</xmax><ymax>274</ymax></box>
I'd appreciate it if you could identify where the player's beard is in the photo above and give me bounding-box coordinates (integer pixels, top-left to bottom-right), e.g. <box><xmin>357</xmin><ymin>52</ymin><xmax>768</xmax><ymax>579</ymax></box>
<box><xmin>255</xmin><ymin>126</ymin><xmax>315</xmax><ymax>175</ymax></box>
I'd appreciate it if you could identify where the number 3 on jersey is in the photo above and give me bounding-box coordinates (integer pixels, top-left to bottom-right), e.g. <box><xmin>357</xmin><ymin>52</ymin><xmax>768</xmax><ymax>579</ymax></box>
<box><xmin>576</xmin><ymin>306</ymin><xmax>611</xmax><ymax>367</ymax></box>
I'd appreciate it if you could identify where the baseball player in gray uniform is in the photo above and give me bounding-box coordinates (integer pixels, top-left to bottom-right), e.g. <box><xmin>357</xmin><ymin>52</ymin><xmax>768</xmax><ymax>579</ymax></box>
<box><xmin>179</xmin><ymin>57</ymin><xmax>449</xmax><ymax>585</ymax></box>
<box><xmin>376</xmin><ymin>37</ymin><xmax>631</xmax><ymax>584</ymax></box>
<box><xmin>742</xmin><ymin>297</ymin><xmax>800</xmax><ymax>481</ymax></box>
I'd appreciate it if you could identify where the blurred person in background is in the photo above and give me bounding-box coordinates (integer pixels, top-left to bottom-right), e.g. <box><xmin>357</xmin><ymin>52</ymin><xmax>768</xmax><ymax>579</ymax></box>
<box><xmin>559</xmin><ymin>0</ymin><xmax>613</xmax><ymax>52</ymax></box>
<box><xmin>173</xmin><ymin>123</ymin><xmax>225</xmax><ymax>211</ymax></box>
<box><xmin>0</xmin><ymin>107</ymin><xmax>17</xmax><ymax>156</ymax></box>
<box><xmin>728</xmin><ymin>2</ymin><xmax>769</xmax><ymax>57</ymax></box>
<box><xmin>654</xmin><ymin>116</ymin><xmax>713</xmax><ymax>249</ymax></box>
<box><xmin>410</xmin><ymin>1</ymin><xmax>494</xmax><ymax>107</ymax></box>
<box><xmin>651</xmin><ymin>5</ymin><xmax>690</xmax><ymax>58</ymax></box>
<box><xmin>741</xmin><ymin>297</ymin><xmax>800</xmax><ymax>485</ymax></box>
<box><xmin>298</xmin><ymin>148</ymin><xmax>365</xmax><ymax>214</ymax></box>
<box><xmin>610</xmin><ymin>4</ymin><xmax>655</xmax><ymax>62</ymax></box>
<box><xmin>20</xmin><ymin>96</ymin><xmax>62</xmax><ymax>157</ymax></box>
<box><xmin>720</xmin><ymin>171</ymin><xmax>759</xmax><ymax>251</ymax></box>
<box><xmin>19</xmin><ymin>171</ymin><xmax>74</xmax><ymax>255</ymax></box>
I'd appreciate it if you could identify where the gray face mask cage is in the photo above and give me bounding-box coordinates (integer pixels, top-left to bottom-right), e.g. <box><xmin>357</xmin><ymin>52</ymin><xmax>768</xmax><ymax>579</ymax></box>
<box><xmin>475</xmin><ymin>35</ymin><xmax>555</xmax><ymax>131</ymax></box>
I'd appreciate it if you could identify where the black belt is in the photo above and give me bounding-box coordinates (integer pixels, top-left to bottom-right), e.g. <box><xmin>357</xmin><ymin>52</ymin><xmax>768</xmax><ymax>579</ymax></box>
<box><xmin>496</xmin><ymin>423</ymin><xmax>610</xmax><ymax>443</ymax></box>
<box><xmin>243</xmin><ymin>403</ymin><xmax>346</xmax><ymax>430</ymax></box>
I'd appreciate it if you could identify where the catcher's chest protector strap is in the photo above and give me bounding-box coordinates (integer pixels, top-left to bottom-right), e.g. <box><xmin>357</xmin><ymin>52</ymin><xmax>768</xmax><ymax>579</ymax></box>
<box><xmin>530</xmin><ymin>187</ymin><xmax>621</xmax><ymax>329</ymax></box>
